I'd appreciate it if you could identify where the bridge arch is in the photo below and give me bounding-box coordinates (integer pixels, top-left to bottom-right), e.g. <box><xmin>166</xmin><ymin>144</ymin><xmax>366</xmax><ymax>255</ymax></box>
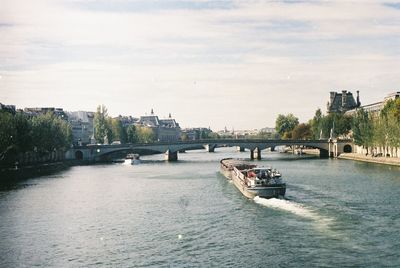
<box><xmin>75</xmin><ymin>150</ymin><xmax>83</xmax><ymax>160</ymax></box>
<box><xmin>343</xmin><ymin>144</ymin><xmax>352</xmax><ymax>153</ymax></box>
<box><xmin>98</xmin><ymin>148</ymin><xmax>163</xmax><ymax>161</ymax></box>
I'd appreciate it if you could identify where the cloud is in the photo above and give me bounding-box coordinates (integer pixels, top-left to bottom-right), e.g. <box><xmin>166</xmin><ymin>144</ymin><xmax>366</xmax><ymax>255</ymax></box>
<box><xmin>384</xmin><ymin>2</ymin><xmax>400</xmax><ymax>10</ymax></box>
<box><xmin>67</xmin><ymin>0</ymin><xmax>236</xmax><ymax>12</ymax></box>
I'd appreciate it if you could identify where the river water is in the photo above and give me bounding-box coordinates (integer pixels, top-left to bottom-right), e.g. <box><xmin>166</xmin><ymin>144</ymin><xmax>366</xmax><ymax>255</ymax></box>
<box><xmin>1</xmin><ymin>148</ymin><xmax>400</xmax><ymax>267</ymax></box>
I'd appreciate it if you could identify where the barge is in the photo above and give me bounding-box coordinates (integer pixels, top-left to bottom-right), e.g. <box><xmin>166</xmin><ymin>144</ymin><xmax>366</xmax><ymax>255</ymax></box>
<box><xmin>220</xmin><ymin>158</ymin><xmax>286</xmax><ymax>199</ymax></box>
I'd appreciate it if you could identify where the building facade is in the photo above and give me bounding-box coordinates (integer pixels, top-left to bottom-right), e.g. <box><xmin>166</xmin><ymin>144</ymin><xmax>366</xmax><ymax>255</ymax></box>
<box><xmin>115</xmin><ymin>115</ymin><xmax>138</xmax><ymax>127</ymax></box>
<box><xmin>23</xmin><ymin>107</ymin><xmax>68</xmax><ymax>119</ymax></box>
<box><xmin>327</xmin><ymin>90</ymin><xmax>361</xmax><ymax>113</ymax></box>
<box><xmin>66</xmin><ymin>111</ymin><xmax>95</xmax><ymax>146</ymax></box>
<box><xmin>181</xmin><ymin>128</ymin><xmax>212</xmax><ymax>140</ymax></box>
<box><xmin>138</xmin><ymin>110</ymin><xmax>181</xmax><ymax>142</ymax></box>
<box><xmin>345</xmin><ymin>91</ymin><xmax>400</xmax><ymax>116</ymax></box>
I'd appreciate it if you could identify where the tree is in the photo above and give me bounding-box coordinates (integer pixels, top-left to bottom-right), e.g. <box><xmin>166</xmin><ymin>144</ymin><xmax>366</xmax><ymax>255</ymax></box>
<box><xmin>0</xmin><ymin>110</ymin><xmax>72</xmax><ymax>167</ymax></box>
<box><xmin>0</xmin><ymin>111</ymin><xmax>17</xmax><ymax>161</ymax></box>
<box><xmin>310</xmin><ymin>108</ymin><xmax>323</xmax><ymax>139</ymax></box>
<box><xmin>318</xmin><ymin>112</ymin><xmax>352</xmax><ymax>139</ymax></box>
<box><xmin>181</xmin><ymin>133</ymin><xmax>189</xmax><ymax>141</ymax></box>
<box><xmin>395</xmin><ymin>98</ymin><xmax>400</xmax><ymax>120</ymax></box>
<box><xmin>126</xmin><ymin>125</ymin><xmax>138</xmax><ymax>143</ymax></box>
<box><xmin>257</xmin><ymin>130</ymin><xmax>278</xmax><ymax>140</ymax></box>
<box><xmin>94</xmin><ymin>105</ymin><xmax>112</xmax><ymax>144</ymax></box>
<box><xmin>31</xmin><ymin>113</ymin><xmax>57</xmax><ymax>152</ymax></box>
<box><xmin>31</xmin><ymin>113</ymin><xmax>72</xmax><ymax>153</ymax></box>
<box><xmin>51</xmin><ymin>115</ymin><xmax>72</xmax><ymax>150</ymax></box>
<box><xmin>14</xmin><ymin>112</ymin><xmax>32</xmax><ymax>152</ymax></box>
<box><xmin>207</xmin><ymin>132</ymin><xmax>220</xmax><ymax>139</ymax></box>
<box><xmin>373</xmin><ymin>116</ymin><xmax>386</xmax><ymax>150</ymax></box>
<box><xmin>111</xmin><ymin>118</ymin><xmax>127</xmax><ymax>143</ymax></box>
<box><xmin>352</xmin><ymin>108</ymin><xmax>373</xmax><ymax>153</ymax></box>
<box><xmin>334</xmin><ymin>113</ymin><xmax>352</xmax><ymax>137</ymax></box>
<box><xmin>291</xmin><ymin>123</ymin><xmax>312</xmax><ymax>140</ymax></box>
<box><xmin>377</xmin><ymin>99</ymin><xmax>400</xmax><ymax>153</ymax></box>
<box><xmin>136</xmin><ymin>126</ymin><xmax>156</xmax><ymax>143</ymax></box>
<box><xmin>275</xmin><ymin>113</ymin><xmax>299</xmax><ymax>139</ymax></box>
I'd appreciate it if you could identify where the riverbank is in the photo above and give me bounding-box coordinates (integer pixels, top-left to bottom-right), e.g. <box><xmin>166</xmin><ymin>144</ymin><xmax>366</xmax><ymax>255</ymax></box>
<box><xmin>300</xmin><ymin>148</ymin><xmax>320</xmax><ymax>156</ymax></box>
<box><xmin>339</xmin><ymin>153</ymin><xmax>400</xmax><ymax>167</ymax></box>
<box><xmin>0</xmin><ymin>162</ymin><xmax>71</xmax><ymax>186</ymax></box>
<box><xmin>281</xmin><ymin>147</ymin><xmax>321</xmax><ymax>156</ymax></box>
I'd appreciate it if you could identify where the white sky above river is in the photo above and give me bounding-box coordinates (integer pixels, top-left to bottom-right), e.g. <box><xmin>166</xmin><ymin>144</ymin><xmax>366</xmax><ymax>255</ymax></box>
<box><xmin>0</xmin><ymin>0</ymin><xmax>399</xmax><ymax>130</ymax></box>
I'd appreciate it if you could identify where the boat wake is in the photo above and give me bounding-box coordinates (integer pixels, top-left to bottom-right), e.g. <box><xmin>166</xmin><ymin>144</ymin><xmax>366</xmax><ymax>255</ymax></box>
<box><xmin>254</xmin><ymin>197</ymin><xmax>366</xmax><ymax>250</ymax></box>
<box><xmin>254</xmin><ymin>197</ymin><xmax>334</xmax><ymax>233</ymax></box>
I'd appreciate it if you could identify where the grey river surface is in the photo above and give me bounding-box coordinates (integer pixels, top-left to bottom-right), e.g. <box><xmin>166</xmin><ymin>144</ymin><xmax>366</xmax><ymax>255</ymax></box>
<box><xmin>1</xmin><ymin>148</ymin><xmax>400</xmax><ymax>267</ymax></box>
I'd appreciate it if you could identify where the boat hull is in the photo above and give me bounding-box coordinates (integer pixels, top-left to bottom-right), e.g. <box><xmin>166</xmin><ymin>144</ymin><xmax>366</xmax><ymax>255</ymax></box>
<box><xmin>231</xmin><ymin>175</ymin><xmax>286</xmax><ymax>199</ymax></box>
<box><xmin>220</xmin><ymin>168</ymin><xmax>232</xmax><ymax>180</ymax></box>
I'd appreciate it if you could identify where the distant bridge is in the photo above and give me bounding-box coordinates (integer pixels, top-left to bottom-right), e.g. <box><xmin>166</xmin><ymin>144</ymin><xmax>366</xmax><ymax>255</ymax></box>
<box><xmin>66</xmin><ymin>139</ymin><xmax>353</xmax><ymax>162</ymax></box>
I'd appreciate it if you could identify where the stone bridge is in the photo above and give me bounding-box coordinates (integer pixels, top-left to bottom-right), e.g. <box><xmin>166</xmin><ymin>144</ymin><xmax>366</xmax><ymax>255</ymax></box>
<box><xmin>65</xmin><ymin>139</ymin><xmax>353</xmax><ymax>162</ymax></box>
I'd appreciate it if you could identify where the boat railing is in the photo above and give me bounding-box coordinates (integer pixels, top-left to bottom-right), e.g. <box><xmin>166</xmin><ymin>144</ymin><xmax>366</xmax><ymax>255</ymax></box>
<box><xmin>233</xmin><ymin>167</ymin><xmax>246</xmax><ymax>181</ymax></box>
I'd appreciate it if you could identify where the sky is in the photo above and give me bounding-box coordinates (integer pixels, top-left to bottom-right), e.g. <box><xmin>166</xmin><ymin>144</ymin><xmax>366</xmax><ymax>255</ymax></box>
<box><xmin>0</xmin><ymin>0</ymin><xmax>399</xmax><ymax>130</ymax></box>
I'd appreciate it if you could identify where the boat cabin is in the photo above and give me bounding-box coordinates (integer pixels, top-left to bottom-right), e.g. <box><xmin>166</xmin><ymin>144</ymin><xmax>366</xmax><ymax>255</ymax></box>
<box><xmin>244</xmin><ymin>167</ymin><xmax>282</xmax><ymax>187</ymax></box>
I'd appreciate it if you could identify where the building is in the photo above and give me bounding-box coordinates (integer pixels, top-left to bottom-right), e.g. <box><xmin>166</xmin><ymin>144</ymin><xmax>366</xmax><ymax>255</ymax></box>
<box><xmin>115</xmin><ymin>115</ymin><xmax>138</xmax><ymax>127</ymax></box>
<box><xmin>233</xmin><ymin>129</ymin><xmax>260</xmax><ymax>138</ymax></box>
<box><xmin>260</xmin><ymin>127</ymin><xmax>276</xmax><ymax>134</ymax></box>
<box><xmin>345</xmin><ymin>91</ymin><xmax>400</xmax><ymax>116</ymax></box>
<box><xmin>138</xmin><ymin>109</ymin><xmax>181</xmax><ymax>142</ymax></box>
<box><xmin>24</xmin><ymin>107</ymin><xmax>68</xmax><ymax>119</ymax></box>
<box><xmin>66</xmin><ymin>111</ymin><xmax>95</xmax><ymax>146</ymax></box>
<box><xmin>181</xmin><ymin>128</ymin><xmax>212</xmax><ymax>140</ymax></box>
<box><xmin>327</xmin><ymin>90</ymin><xmax>361</xmax><ymax>114</ymax></box>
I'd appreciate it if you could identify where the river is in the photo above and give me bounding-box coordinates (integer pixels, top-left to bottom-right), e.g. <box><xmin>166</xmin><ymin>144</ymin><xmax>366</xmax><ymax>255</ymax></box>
<box><xmin>1</xmin><ymin>148</ymin><xmax>400</xmax><ymax>267</ymax></box>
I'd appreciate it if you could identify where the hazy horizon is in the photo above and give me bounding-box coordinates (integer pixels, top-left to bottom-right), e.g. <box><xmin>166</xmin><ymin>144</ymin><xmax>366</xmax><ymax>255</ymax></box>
<box><xmin>1</xmin><ymin>0</ymin><xmax>399</xmax><ymax>130</ymax></box>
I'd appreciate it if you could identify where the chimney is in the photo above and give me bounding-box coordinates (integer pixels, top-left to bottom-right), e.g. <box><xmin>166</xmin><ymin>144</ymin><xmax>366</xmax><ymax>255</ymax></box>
<box><xmin>356</xmin><ymin>90</ymin><xmax>361</xmax><ymax>107</ymax></box>
<box><xmin>342</xmin><ymin>90</ymin><xmax>347</xmax><ymax>107</ymax></box>
<box><xmin>330</xmin><ymin>92</ymin><xmax>335</xmax><ymax>104</ymax></box>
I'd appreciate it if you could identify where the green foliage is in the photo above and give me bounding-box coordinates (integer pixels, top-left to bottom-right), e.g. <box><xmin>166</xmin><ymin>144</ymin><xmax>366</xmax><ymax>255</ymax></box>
<box><xmin>94</xmin><ymin>105</ymin><xmax>112</xmax><ymax>144</ymax></box>
<box><xmin>31</xmin><ymin>112</ymin><xmax>72</xmax><ymax>152</ymax></box>
<box><xmin>111</xmin><ymin>119</ymin><xmax>127</xmax><ymax>144</ymax></box>
<box><xmin>352</xmin><ymin>108</ymin><xmax>373</xmax><ymax>148</ymax></box>
<box><xmin>308</xmin><ymin>109</ymin><xmax>352</xmax><ymax>139</ymax></box>
<box><xmin>291</xmin><ymin>123</ymin><xmax>312</xmax><ymax>140</ymax></box>
<box><xmin>350</xmin><ymin>100</ymin><xmax>400</xmax><ymax>153</ymax></box>
<box><xmin>372</xmin><ymin>116</ymin><xmax>386</xmax><ymax>148</ymax></box>
<box><xmin>0</xmin><ymin>111</ymin><xmax>17</xmax><ymax>158</ymax></box>
<box><xmin>374</xmin><ymin>100</ymin><xmax>400</xmax><ymax>150</ymax></box>
<box><xmin>136</xmin><ymin>126</ymin><xmax>156</xmax><ymax>143</ymax></box>
<box><xmin>181</xmin><ymin>133</ymin><xmax>189</xmax><ymax>141</ymax></box>
<box><xmin>275</xmin><ymin>113</ymin><xmax>299</xmax><ymax>139</ymax></box>
<box><xmin>0</xmin><ymin>110</ymin><xmax>72</xmax><ymax>164</ymax></box>
<box><xmin>256</xmin><ymin>131</ymin><xmax>279</xmax><ymax>140</ymax></box>
<box><xmin>310</xmin><ymin>108</ymin><xmax>323</xmax><ymax>139</ymax></box>
<box><xmin>14</xmin><ymin>112</ymin><xmax>33</xmax><ymax>152</ymax></box>
<box><xmin>126</xmin><ymin>125</ymin><xmax>138</xmax><ymax>143</ymax></box>
<box><xmin>198</xmin><ymin>129</ymin><xmax>219</xmax><ymax>139</ymax></box>
<box><xmin>199</xmin><ymin>129</ymin><xmax>213</xmax><ymax>139</ymax></box>
<box><xmin>206</xmin><ymin>132</ymin><xmax>220</xmax><ymax>139</ymax></box>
